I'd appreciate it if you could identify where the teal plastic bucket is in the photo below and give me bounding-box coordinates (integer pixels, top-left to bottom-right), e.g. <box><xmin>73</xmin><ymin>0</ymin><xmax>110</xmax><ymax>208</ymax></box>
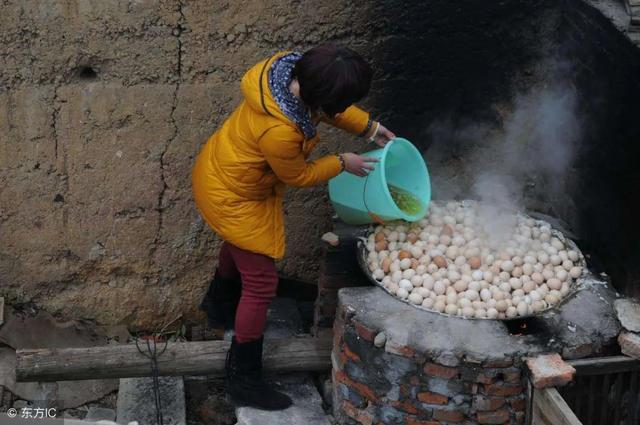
<box><xmin>328</xmin><ymin>137</ymin><xmax>431</xmax><ymax>225</ymax></box>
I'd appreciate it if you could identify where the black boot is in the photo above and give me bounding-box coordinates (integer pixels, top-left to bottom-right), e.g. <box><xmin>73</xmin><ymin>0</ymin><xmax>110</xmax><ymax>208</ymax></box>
<box><xmin>198</xmin><ymin>271</ymin><xmax>241</xmax><ymax>329</ymax></box>
<box><xmin>225</xmin><ymin>336</ymin><xmax>293</xmax><ymax>410</ymax></box>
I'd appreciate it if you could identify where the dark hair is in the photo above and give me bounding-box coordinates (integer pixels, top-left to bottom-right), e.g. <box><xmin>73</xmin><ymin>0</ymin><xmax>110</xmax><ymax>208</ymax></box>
<box><xmin>294</xmin><ymin>43</ymin><xmax>373</xmax><ymax>117</ymax></box>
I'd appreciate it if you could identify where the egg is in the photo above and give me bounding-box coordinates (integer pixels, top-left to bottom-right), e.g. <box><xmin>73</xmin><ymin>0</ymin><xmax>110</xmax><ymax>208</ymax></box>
<box><xmin>433</xmin><ymin>256</ymin><xmax>448</xmax><ymax>268</ymax></box>
<box><xmin>408</xmin><ymin>293</ymin><xmax>423</xmax><ymax>305</ymax></box>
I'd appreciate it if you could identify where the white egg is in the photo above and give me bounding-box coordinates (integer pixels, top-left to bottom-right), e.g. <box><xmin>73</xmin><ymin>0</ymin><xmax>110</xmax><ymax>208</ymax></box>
<box><xmin>568</xmin><ymin>250</ymin><xmax>579</xmax><ymax>262</ymax></box>
<box><xmin>422</xmin><ymin>297</ymin><xmax>435</xmax><ymax>309</ymax></box>
<box><xmin>399</xmin><ymin>279</ymin><xmax>413</xmax><ymax>291</ymax></box>
<box><xmin>408</xmin><ymin>293</ymin><xmax>423</xmax><ymax>305</ymax></box>
<box><xmin>373</xmin><ymin>269</ymin><xmax>385</xmax><ymax>280</ymax></box>
<box><xmin>396</xmin><ymin>287</ymin><xmax>409</xmax><ymax>299</ymax></box>
<box><xmin>410</xmin><ymin>275</ymin><xmax>424</xmax><ymax>287</ymax></box>
<box><xmin>445</xmin><ymin>303</ymin><xmax>458</xmax><ymax>315</ymax></box>
<box><xmin>517</xmin><ymin>302</ymin><xmax>528</xmax><ymax>316</ymax></box>
<box><xmin>487</xmin><ymin>308</ymin><xmax>499</xmax><ymax>319</ymax></box>
<box><xmin>400</xmin><ymin>258</ymin><xmax>412</xmax><ymax>270</ymax></box>
<box><xmin>402</xmin><ymin>268</ymin><xmax>416</xmax><ymax>280</ymax></box>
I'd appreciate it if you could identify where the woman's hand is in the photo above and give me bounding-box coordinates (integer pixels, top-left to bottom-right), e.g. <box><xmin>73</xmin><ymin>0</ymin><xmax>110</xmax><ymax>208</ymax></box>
<box><xmin>367</xmin><ymin>122</ymin><xmax>396</xmax><ymax>147</ymax></box>
<box><xmin>340</xmin><ymin>153</ymin><xmax>378</xmax><ymax>177</ymax></box>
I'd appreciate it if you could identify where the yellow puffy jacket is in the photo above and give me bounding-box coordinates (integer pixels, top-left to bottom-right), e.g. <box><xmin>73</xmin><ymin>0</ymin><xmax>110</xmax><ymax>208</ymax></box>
<box><xmin>191</xmin><ymin>51</ymin><xmax>371</xmax><ymax>259</ymax></box>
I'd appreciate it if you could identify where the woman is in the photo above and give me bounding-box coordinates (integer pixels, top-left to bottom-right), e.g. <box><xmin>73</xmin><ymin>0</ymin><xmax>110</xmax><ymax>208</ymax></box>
<box><xmin>191</xmin><ymin>43</ymin><xmax>395</xmax><ymax>410</ymax></box>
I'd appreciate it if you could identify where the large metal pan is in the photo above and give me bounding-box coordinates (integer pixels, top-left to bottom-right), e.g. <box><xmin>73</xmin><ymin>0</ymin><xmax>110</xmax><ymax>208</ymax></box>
<box><xmin>355</xmin><ymin>212</ymin><xmax>587</xmax><ymax>321</ymax></box>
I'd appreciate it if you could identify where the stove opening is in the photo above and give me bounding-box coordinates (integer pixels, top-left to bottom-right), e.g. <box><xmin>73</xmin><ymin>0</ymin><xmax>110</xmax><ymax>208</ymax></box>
<box><xmin>504</xmin><ymin>317</ymin><xmax>548</xmax><ymax>336</ymax></box>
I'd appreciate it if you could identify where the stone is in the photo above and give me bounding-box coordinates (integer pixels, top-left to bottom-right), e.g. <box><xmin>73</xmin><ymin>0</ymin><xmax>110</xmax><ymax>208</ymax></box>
<box><xmin>614</xmin><ymin>298</ymin><xmax>640</xmax><ymax>332</ymax></box>
<box><xmin>321</xmin><ymin>232</ymin><xmax>340</xmax><ymax>247</ymax></box>
<box><xmin>116</xmin><ymin>377</ymin><xmax>185</xmax><ymax>425</ymax></box>
<box><xmin>373</xmin><ymin>332</ymin><xmax>386</xmax><ymax>348</ymax></box>
<box><xmin>525</xmin><ymin>353</ymin><xmax>576</xmax><ymax>389</ymax></box>
<box><xmin>0</xmin><ymin>347</ymin><xmax>118</xmax><ymax>409</ymax></box>
<box><xmin>84</xmin><ymin>407</ymin><xmax>116</xmax><ymax>422</ymax></box>
<box><xmin>236</xmin><ymin>375</ymin><xmax>330</xmax><ymax>425</ymax></box>
<box><xmin>472</xmin><ymin>395</ymin><xmax>505</xmax><ymax>411</ymax></box>
<box><xmin>619</xmin><ymin>331</ymin><xmax>640</xmax><ymax>359</ymax></box>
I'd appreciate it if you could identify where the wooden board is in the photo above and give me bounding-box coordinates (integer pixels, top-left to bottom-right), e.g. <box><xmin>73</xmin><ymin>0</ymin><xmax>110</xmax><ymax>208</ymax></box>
<box><xmin>16</xmin><ymin>336</ymin><xmax>332</xmax><ymax>382</ymax></box>
<box><xmin>567</xmin><ymin>355</ymin><xmax>640</xmax><ymax>376</ymax></box>
<box><xmin>532</xmin><ymin>387</ymin><xmax>583</xmax><ymax>425</ymax></box>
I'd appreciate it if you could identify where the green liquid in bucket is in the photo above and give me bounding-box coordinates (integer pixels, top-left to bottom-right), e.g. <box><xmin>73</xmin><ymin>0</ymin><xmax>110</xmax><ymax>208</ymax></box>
<box><xmin>388</xmin><ymin>184</ymin><xmax>423</xmax><ymax>215</ymax></box>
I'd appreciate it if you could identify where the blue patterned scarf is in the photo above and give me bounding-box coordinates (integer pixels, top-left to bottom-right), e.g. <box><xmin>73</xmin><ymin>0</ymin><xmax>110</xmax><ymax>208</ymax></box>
<box><xmin>267</xmin><ymin>52</ymin><xmax>317</xmax><ymax>139</ymax></box>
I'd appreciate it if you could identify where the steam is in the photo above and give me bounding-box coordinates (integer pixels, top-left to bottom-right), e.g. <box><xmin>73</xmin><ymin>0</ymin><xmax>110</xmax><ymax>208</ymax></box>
<box><xmin>424</xmin><ymin>73</ymin><xmax>582</xmax><ymax>235</ymax></box>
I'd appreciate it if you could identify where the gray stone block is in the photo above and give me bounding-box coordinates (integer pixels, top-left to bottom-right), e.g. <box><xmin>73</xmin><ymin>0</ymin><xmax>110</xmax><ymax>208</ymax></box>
<box><xmin>116</xmin><ymin>376</ymin><xmax>185</xmax><ymax>425</ymax></box>
<box><xmin>614</xmin><ymin>298</ymin><xmax>640</xmax><ymax>332</ymax></box>
<box><xmin>85</xmin><ymin>407</ymin><xmax>116</xmax><ymax>422</ymax></box>
<box><xmin>235</xmin><ymin>375</ymin><xmax>330</xmax><ymax>425</ymax></box>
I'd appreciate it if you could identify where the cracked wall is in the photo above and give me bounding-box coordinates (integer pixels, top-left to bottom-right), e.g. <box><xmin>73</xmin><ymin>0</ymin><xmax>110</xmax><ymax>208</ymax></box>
<box><xmin>0</xmin><ymin>0</ymin><xmax>383</xmax><ymax>329</ymax></box>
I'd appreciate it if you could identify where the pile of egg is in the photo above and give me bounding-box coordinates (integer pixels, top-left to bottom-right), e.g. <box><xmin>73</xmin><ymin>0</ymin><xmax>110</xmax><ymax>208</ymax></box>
<box><xmin>364</xmin><ymin>201</ymin><xmax>584</xmax><ymax>319</ymax></box>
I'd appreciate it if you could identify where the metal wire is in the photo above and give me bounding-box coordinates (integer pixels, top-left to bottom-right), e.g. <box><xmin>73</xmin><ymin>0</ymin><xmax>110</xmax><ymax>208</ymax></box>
<box><xmin>135</xmin><ymin>333</ymin><xmax>168</xmax><ymax>425</ymax></box>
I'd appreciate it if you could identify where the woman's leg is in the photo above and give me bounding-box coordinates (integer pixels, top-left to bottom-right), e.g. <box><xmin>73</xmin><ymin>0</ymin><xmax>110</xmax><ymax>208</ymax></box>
<box><xmin>217</xmin><ymin>241</ymin><xmax>240</xmax><ymax>279</ymax></box>
<box><xmin>227</xmin><ymin>243</ymin><xmax>278</xmax><ymax>342</ymax></box>
<box><xmin>223</xmin><ymin>242</ymin><xmax>291</xmax><ymax>410</ymax></box>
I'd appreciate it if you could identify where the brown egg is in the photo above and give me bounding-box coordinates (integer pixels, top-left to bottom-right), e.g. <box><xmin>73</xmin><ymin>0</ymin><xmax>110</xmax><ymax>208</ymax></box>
<box><xmin>411</xmin><ymin>258</ymin><xmax>419</xmax><ymax>269</ymax></box>
<box><xmin>381</xmin><ymin>258</ymin><xmax>392</xmax><ymax>273</ymax></box>
<box><xmin>433</xmin><ymin>255</ymin><xmax>448</xmax><ymax>268</ymax></box>
<box><xmin>407</xmin><ymin>232</ymin><xmax>419</xmax><ymax>243</ymax></box>
<box><xmin>442</xmin><ymin>224</ymin><xmax>454</xmax><ymax>236</ymax></box>
<box><xmin>375</xmin><ymin>241</ymin><xmax>388</xmax><ymax>252</ymax></box>
<box><xmin>469</xmin><ymin>256</ymin><xmax>482</xmax><ymax>269</ymax></box>
<box><xmin>374</xmin><ymin>232</ymin><xmax>386</xmax><ymax>242</ymax></box>
<box><xmin>398</xmin><ymin>250</ymin><xmax>412</xmax><ymax>260</ymax></box>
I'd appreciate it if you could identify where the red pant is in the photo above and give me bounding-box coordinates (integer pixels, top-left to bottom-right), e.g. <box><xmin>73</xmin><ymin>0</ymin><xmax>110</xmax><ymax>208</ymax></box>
<box><xmin>217</xmin><ymin>241</ymin><xmax>278</xmax><ymax>343</ymax></box>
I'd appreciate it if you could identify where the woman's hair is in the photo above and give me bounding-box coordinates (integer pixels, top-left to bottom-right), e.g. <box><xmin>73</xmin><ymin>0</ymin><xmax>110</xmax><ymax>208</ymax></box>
<box><xmin>294</xmin><ymin>43</ymin><xmax>372</xmax><ymax>117</ymax></box>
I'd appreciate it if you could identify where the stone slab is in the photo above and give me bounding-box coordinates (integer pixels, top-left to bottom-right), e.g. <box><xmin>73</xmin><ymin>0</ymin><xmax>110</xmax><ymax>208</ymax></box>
<box><xmin>116</xmin><ymin>376</ymin><xmax>185</xmax><ymax>425</ymax></box>
<box><xmin>619</xmin><ymin>331</ymin><xmax>640</xmax><ymax>359</ymax></box>
<box><xmin>235</xmin><ymin>375</ymin><xmax>330</xmax><ymax>425</ymax></box>
<box><xmin>614</xmin><ymin>298</ymin><xmax>640</xmax><ymax>332</ymax></box>
<box><xmin>525</xmin><ymin>353</ymin><xmax>576</xmax><ymax>389</ymax></box>
<box><xmin>85</xmin><ymin>407</ymin><xmax>116</xmax><ymax>422</ymax></box>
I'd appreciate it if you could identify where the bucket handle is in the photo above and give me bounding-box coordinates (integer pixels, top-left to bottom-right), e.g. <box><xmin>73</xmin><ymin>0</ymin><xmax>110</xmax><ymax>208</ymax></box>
<box><xmin>362</xmin><ymin>172</ymin><xmax>386</xmax><ymax>225</ymax></box>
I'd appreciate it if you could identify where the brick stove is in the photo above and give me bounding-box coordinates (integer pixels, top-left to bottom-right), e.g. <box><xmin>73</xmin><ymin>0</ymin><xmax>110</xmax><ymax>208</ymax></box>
<box><xmin>315</xmin><ymin>223</ymin><xmax>622</xmax><ymax>425</ymax></box>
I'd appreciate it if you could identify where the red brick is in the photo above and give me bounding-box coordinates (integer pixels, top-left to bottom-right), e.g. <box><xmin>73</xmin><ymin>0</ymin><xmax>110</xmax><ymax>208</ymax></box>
<box><xmin>390</xmin><ymin>400</ymin><xmax>419</xmax><ymax>414</ymax></box>
<box><xmin>502</xmin><ymin>369</ymin><xmax>522</xmax><ymax>384</ymax></box>
<box><xmin>525</xmin><ymin>353</ymin><xmax>576</xmax><ymax>389</ymax></box>
<box><xmin>333</xmin><ymin>317</ymin><xmax>345</xmax><ymax>349</ymax></box>
<box><xmin>477</xmin><ymin>408</ymin><xmax>510</xmax><ymax>424</ymax></box>
<box><xmin>406</xmin><ymin>418</ymin><xmax>440</xmax><ymax>425</ymax></box>
<box><xmin>341</xmin><ymin>400</ymin><xmax>373</xmax><ymax>425</ymax></box>
<box><xmin>344</xmin><ymin>344</ymin><xmax>361</xmax><ymax>362</ymax></box>
<box><xmin>432</xmin><ymin>408</ymin><xmax>465</xmax><ymax>423</ymax></box>
<box><xmin>335</xmin><ymin>369</ymin><xmax>379</xmax><ymax>402</ymax></box>
<box><xmin>475</xmin><ymin>372</ymin><xmax>496</xmax><ymax>385</ymax></box>
<box><xmin>472</xmin><ymin>395</ymin><xmax>505</xmax><ymax>411</ymax></box>
<box><xmin>417</xmin><ymin>391</ymin><xmax>449</xmax><ymax>405</ymax></box>
<box><xmin>619</xmin><ymin>331</ymin><xmax>640</xmax><ymax>360</ymax></box>
<box><xmin>354</xmin><ymin>322</ymin><xmax>377</xmax><ymax>341</ymax></box>
<box><xmin>483</xmin><ymin>383</ymin><xmax>524</xmax><ymax>397</ymax></box>
<box><xmin>509</xmin><ymin>395</ymin><xmax>526</xmax><ymax>412</ymax></box>
<box><xmin>423</xmin><ymin>362</ymin><xmax>460</xmax><ymax>379</ymax></box>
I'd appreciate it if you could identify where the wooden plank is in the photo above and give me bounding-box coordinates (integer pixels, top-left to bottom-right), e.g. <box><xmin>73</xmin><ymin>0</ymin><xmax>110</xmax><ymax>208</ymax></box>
<box><xmin>600</xmin><ymin>374</ymin><xmax>611</xmax><ymax>424</ymax></box>
<box><xmin>567</xmin><ymin>356</ymin><xmax>640</xmax><ymax>375</ymax></box>
<box><xmin>15</xmin><ymin>336</ymin><xmax>332</xmax><ymax>382</ymax></box>
<box><xmin>533</xmin><ymin>387</ymin><xmax>583</xmax><ymax>425</ymax></box>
